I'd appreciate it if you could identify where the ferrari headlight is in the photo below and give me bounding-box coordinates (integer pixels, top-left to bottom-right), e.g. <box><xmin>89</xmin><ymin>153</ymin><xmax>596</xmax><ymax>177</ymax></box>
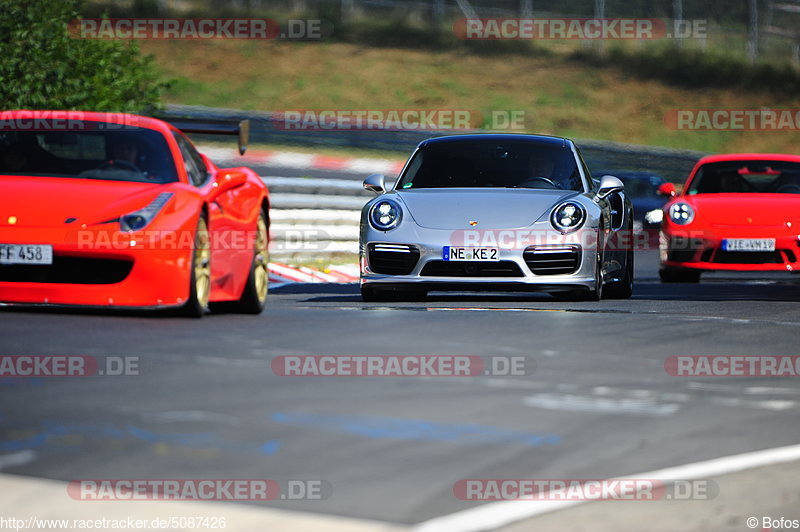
<box><xmin>369</xmin><ymin>199</ymin><xmax>402</xmax><ymax>231</ymax></box>
<box><xmin>550</xmin><ymin>201</ymin><xmax>586</xmax><ymax>233</ymax></box>
<box><xmin>668</xmin><ymin>202</ymin><xmax>694</xmax><ymax>225</ymax></box>
<box><xmin>120</xmin><ymin>192</ymin><xmax>173</xmax><ymax>232</ymax></box>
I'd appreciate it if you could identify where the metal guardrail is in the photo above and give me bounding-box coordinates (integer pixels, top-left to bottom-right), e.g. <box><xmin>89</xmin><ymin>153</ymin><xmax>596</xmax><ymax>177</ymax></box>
<box><xmin>158</xmin><ymin>104</ymin><xmax>707</xmax><ymax>179</ymax></box>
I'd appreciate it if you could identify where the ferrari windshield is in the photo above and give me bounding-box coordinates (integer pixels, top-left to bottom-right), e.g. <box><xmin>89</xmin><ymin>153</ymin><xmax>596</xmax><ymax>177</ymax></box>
<box><xmin>0</xmin><ymin>125</ymin><xmax>178</xmax><ymax>183</ymax></box>
<box><xmin>396</xmin><ymin>140</ymin><xmax>586</xmax><ymax>191</ymax></box>
<box><xmin>687</xmin><ymin>160</ymin><xmax>800</xmax><ymax>195</ymax></box>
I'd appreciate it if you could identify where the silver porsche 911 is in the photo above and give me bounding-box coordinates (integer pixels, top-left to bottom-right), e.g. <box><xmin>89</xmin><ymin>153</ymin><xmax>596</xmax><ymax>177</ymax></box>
<box><xmin>359</xmin><ymin>134</ymin><xmax>634</xmax><ymax>301</ymax></box>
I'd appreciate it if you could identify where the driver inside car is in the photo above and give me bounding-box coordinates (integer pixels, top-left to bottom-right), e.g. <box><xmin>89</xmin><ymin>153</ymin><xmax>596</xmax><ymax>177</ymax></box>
<box><xmin>109</xmin><ymin>138</ymin><xmax>142</xmax><ymax>167</ymax></box>
<box><xmin>516</xmin><ymin>153</ymin><xmax>561</xmax><ymax>188</ymax></box>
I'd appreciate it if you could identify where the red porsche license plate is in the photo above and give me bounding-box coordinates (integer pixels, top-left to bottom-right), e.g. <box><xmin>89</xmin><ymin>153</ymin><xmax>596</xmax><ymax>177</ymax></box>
<box><xmin>0</xmin><ymin>244</ymin><xmax>53</xmax><ymax>265</ymax></box>
<box><xmin>721</xmin><ymin>239</ymin><xmax>775</xmax><ymax>252</ymax></box>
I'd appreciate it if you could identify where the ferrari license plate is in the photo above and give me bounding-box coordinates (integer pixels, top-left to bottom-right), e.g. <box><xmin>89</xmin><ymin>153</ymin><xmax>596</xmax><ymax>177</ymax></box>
<box><xmin>443</xmin><ymin>246</ymin><xmax>499</xmax><ymax>261</ymax></box>
<box><xmin>722</xmin><ymin>238</ymin><xmax>776</xmax><ymax>252</ymax></box>
<box><xmin>0</xmin><ymin>244</ymin><xmax>53</xmax><ymax>265</ymax></box>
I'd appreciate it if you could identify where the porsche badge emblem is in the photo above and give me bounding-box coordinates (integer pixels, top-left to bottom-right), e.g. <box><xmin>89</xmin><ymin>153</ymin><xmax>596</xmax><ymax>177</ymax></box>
<box><xmin>469</xmin><ymin>221</ymin><xmax>478</xmax><ymax>226</ymax></box>
<box><xmin>7</xmin><ymin>216</ymin><xmax>16</xmax><ymax>225</ymax></box>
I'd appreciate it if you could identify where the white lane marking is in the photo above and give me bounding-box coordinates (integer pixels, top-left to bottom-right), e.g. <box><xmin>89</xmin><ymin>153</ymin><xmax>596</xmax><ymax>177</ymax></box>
<box><xmin>413</xmin><ymin>443</ymin><xmax>800</xmax><ymax>532</ymax></box>
<box><xmin>268</xmin><ymin>152</ymin><xmax>316</xmax><ymax>168</ymax></box>
<box><xmin>745</xmin><ymin>386</ymin><xmax>800</xmax><ymax>395</ymax></box>
<box><xmin>522</xmin><ymin>393</ymin><xmax>681</xmax><ymax>417</ymax></box>
<box><xmin>710</xmin><ymin>397</ymin><xmax>797</xmax><ymax>411</ymax></box>
<box><xmin>0</xmin><ymin>450</ymin><xmax>36</xmax><ymax>470</ymax></box>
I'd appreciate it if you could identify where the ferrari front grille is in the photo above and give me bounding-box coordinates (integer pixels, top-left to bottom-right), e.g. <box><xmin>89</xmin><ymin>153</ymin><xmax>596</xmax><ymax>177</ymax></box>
<box><xmin>524</xmin><ymin>246</ymin><xmax>581</xmax><ymax>275</ymax></box>
<box><xmin>0</xmin><ymin>256</ymin><xmax>133</xmax><ymax>284</ymax></box>
<box><xmin>367</xmin><ymin>243</ymin><xmax>420</xmax><ymax>275</ymax></box>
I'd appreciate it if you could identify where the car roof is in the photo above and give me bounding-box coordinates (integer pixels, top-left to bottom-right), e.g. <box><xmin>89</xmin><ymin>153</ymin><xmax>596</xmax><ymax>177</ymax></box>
<box><xmin>419</xmin><ymin>133</ymin><xmax>571</xmax><ymax>148</ymax></box>
<box><xmin>1</xmin><ymin>110</ymin><xmax>170</xmax><ymax>134</ymax></box>
<box><xmin>696</xmin><ymin>153</ymin><xmax>800</xmax><ymax>165</ymax></box>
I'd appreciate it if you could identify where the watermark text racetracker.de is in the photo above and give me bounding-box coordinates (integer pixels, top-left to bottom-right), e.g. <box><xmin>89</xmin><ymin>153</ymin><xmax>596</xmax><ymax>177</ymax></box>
<box><xmin>271</xmin><ymin>355</ymin><xmax>533</xmax><ymax>377</ymax></box>
<box><xmin>665</xmin><ymin>109</ymin><xmax>800</xmax><ymax>130</ymax></box>
<box><xmin>274</xmin><ymin>109</ymin><xmax>527</xmax><ymax>131</ymax></box>
<box><xmin>68</xmin><ymin>18</ymin><xmax>331</xmax><ymax>41</ymax></box>
<box><xmin>68</xmin><ymin>479</ymin><xmax>331</xmax><ymax>501</ymax></box>
<box><xmin>455</xmin><ymin>478</ymin><xmax>718</xmax><ymax>501</ymax></box>
<box><xmin>0</xmin><ymin>515</ymin><xmax>228</xmax><ymax>531</ymax></box>
<box><xmin>454</xmin><ymin>18</ymin><xmax>707</xmax><ymax>40</ymax></box>
<box><xmin>665</xmin><ymin>355</ymin><xmax>800</xmax><ymax>377</ymax></box>
<box><xmin>0</xmin><ymin>355</ymin><xmax>139</xmax><ymax>378</ymax></box>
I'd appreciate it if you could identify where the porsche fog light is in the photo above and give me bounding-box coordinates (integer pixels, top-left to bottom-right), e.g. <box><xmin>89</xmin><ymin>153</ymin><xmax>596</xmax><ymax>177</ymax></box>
<box><xmin>550</xmin><ymin>202</ymin><xmax>586</xmax><ymax>233</ymax></box>
<box><xmin>369</xmin><ymin>200</ymin><xmax>402</xmax><ymax>231</ymax></box>
<box><xmin>668</xmin><ymin>202</ymin><xmax>694</xmax><ymax>225</ymax></box>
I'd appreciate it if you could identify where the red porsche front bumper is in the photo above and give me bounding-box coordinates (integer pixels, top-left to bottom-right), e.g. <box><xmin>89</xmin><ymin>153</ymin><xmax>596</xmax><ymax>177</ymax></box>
<box><xmin>660</xmin><ymin>229</ymin><xmax>800</xmax><ymax>272</ymax></box>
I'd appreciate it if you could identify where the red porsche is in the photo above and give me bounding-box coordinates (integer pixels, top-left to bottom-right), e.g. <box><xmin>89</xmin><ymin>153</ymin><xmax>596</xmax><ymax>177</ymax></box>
<box><xmin>660</xmin><ymin>153</ymin><xmax>800</xmax><ymax>282</ymax></box>
<box><xmin>0</xmin><ymin>110</ymin><xmax>270</xmax><ymax>316</ymax></box>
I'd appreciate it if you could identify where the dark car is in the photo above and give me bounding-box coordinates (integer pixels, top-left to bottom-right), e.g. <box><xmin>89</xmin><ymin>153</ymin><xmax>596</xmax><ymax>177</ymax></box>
<box><xmin>594</xmin><ymin>171</ymin><xmax>676</xmax><ymax>231</ymax></box>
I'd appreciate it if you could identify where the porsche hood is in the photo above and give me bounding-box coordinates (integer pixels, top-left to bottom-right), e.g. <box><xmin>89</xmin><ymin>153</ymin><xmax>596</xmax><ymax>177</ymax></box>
<box><xmin>393</xmin><ymin>188</ymin><xmax>579</xmax><ymax>230</ymax></box>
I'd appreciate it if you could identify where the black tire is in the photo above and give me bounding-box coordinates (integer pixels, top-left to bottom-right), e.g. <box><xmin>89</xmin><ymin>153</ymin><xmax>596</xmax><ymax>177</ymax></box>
<box><xmin>225</xmin><ymin>209</ymin><xmax>269</xmax><ymax>314</ymax></box>
<box><xmin>555</xmin><ymin>251</ymin><xmax>603</xmax><ymax>301</ymax></box>
<box><xmin>180</xmin><ymin>215</ymin><xmax>211</xmax><ymax>318</ymax></box>
<box><xmin>659</xmin><ymin>268</ymin><xmax>701</xmax><ymax>283</ymax></box>
<box><xmin>605</xmin><ymin>250</ymin><xmax>634</xmax><ymax>299</ymax></box>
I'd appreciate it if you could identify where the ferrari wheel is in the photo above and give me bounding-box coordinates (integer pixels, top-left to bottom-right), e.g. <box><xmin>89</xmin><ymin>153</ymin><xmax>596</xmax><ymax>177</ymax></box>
<box><xmin>228</xmin><ymin>209</ymin><xmax>269</xmax><ymax>314</ymax></box>
<box><xmin>605</xmin><ymin>249</ymin><xmax>634</xmax><ymax>299</ymax></box>
<box><xmin>182</xmin><ymin>215</ymin><xmax>211</xmax><ymax>317</ymax></box>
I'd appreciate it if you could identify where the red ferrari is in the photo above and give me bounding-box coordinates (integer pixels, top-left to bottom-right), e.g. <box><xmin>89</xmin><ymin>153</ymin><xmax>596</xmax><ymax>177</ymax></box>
<box><xmin>660</xmin><ymin>153</ymin><xmax>800</xmax><ymax>282</ymax></box>
<box><xmin>0</xmin><ymin>110</ymin><xmax>270</xmax><ymax>316</ymax></box>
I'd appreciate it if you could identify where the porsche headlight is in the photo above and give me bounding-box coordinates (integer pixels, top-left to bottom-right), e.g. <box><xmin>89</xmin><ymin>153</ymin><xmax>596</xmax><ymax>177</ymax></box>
<box><xmin>668</xmin><ymin>202</ymin><xmax>694</xmax><ymax>225</ymax></box>
<box><xmin>369</xmin><ymin>199</ymin><xmax>402</xmax><ymax>231</ymax></box>
<box><xmin>550</xmin><ymin>202</ymin><xmax>586</xmax><ymax>233</ymax></box>
<box><xmin>120</xmin><ymin>192</ymin><xmax>173</xmax><ymax>232</ymax></box>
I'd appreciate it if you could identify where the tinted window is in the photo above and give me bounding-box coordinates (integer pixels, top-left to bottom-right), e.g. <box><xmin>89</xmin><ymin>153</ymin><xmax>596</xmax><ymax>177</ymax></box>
<box><xmin>687</xmin><ymin>161</ymin><xmax>800</xmax><ymax>194</ymax></box>
<box><xmin>0</xmin><ymin>125</ymin><xmax>178</xmax><ymax>183</ymax></box>
<box><xmin>173</xmin><ymin>133</ymin><xmax>209</xmax><ymax>187</ymax></box>
<box><xmin>396</xmin><ymin>140</ymin><xmax>585</xmax><ymax>191</ymax></box>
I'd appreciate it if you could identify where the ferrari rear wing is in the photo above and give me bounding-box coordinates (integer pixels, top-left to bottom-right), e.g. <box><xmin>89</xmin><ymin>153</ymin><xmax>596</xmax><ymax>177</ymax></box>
<box><xmin>165</xmin><ymin>118</ymin><xmax>250</xmax><ymax>155</ymax></box>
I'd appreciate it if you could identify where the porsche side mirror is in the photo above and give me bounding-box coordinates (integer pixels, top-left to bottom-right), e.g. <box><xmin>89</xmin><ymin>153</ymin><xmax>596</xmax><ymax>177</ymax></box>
<box><xmin>363</xmin><ymin>174</ymin><xmax>386</xmax><ymax>194</ymax></box>
<box><xmin>657</xmin><ymin>182</ymin><xmax>677</xmax><ymax>197</ymax></box>
<box><xmin>597</xmin><ymin>175</ymin><xmax>624</xmax><ymax>199</ymax></box>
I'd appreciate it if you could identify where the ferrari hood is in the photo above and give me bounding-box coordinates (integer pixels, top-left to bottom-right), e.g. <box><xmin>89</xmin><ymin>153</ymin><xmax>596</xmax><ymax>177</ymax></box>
<box><xmin>0</xmin><ymin>175</ymin><xmax>171</xmax><ymax>228</ymax></box>
<box><xmin>394</xmin><ymin>188</ymin><xmax>577</xmax><ymax>230</ymax></box>
<box><xmin>685</xmin><ymin>194</ymin><xmax>800</xmax><ymax>226</ymax></box>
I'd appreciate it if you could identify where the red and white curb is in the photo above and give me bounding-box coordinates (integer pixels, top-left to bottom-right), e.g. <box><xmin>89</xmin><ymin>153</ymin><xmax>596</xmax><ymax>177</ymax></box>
<box><xmin>201</xmin><ymin>146</ymin><xmax>405</xmax><ymax>176</ymax></box>
<box><xmin>268</xmin><ymin>263</ymin><xmax>359</xmax><ymax>286</ymax></box>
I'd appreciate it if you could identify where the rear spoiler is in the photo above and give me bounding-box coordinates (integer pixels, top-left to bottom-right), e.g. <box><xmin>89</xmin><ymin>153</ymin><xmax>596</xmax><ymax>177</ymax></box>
<box><xmin>165</xmin><ymin>118</ymin><xmax>250</xmax><ymax>155</ymax></box>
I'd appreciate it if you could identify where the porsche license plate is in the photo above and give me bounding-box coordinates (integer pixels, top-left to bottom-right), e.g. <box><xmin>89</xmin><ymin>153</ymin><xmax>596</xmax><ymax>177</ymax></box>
<box><xmin>721</xmin><ymin>238</ymin><xmax>775</xmax><ymax>252</ymax></box>
<box><xmin>0</xmin><ymin>244</ymin><xmax>53</xmax><ymax>265</ymax></box>
<box><xmin>443</xmin><ymin>246</ymin><xmax>499</xmax><ymax>261</ymax></box>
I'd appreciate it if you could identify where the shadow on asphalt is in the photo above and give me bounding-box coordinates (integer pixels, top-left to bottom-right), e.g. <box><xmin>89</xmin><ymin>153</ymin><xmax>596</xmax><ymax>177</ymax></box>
<box><xmin>275</xmin><ymin>280</ymin><xmax>800</xmax><ymax>304</ymax></box>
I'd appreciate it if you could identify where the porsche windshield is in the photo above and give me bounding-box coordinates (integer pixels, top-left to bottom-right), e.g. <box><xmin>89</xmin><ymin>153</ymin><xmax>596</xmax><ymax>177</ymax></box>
<box><xmin>396</xmin><ymin>140</ymin><xmax>585</xmax><ymax>191</ymax></box>
<box><xmin>0</xmin><ymin>125</ymin><xmax>179</xmax><ymax>183</ymax></box>
<box><xmin>687</xmin><ymin>161</ymin><xmax>800</xmax><ymax>195</ymax></box>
